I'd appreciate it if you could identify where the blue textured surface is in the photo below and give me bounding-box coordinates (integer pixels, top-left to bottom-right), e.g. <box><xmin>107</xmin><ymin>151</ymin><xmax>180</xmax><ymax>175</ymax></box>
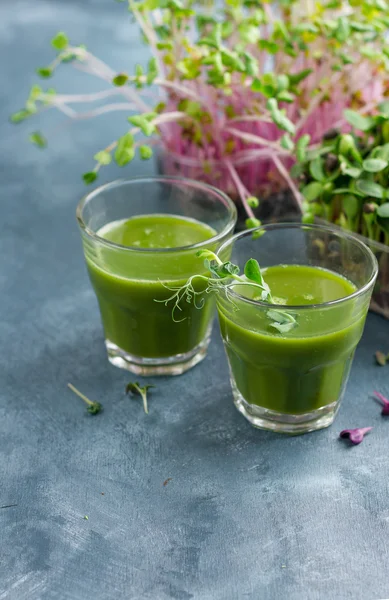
<box><xmin>1</xmin><ymin>2</ymin><xmax>389</xmax><ymax>599</ymax></box>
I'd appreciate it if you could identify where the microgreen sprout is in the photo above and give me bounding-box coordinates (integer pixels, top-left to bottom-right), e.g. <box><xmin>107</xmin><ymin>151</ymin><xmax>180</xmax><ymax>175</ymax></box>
<box><xmin>67</xmin><ymin>383</ymin><xmax>103</xmax><ymax>415</ymax></box>
<box><xmin>157</xmin><ymin>249</ymin><xmax>297</xmax><ymax>333</ymax></box>
<box><xmin>339</xmin><ymin>427</ymin><xmax>372</xmax><ymax>445</ymax></box>
<box><xmin>375</xmin><ymin>351</ymin><xmax>389</xmax><ymax>367</ymax></box>
<box><xmin>373</xmin><ymin>391</ymin><xmax>389</xmax><ymax>416</ymax></box>
<box><xmin>13</xmin><ymin>1</ymin><xmax>389</xmax><ymax>225</ymax></box>
<box><xmin>126</xmin><ymin>382</ymin><xmax>155</xmax><ymax>414</ymax></box>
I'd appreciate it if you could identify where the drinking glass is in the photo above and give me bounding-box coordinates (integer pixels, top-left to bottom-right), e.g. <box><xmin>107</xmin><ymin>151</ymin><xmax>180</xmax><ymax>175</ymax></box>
<box><xmin>216</xmin><ymin>223</ymin><xmax>378</xmax><ymax>434</ymax></box>
<box><xmin>77</xmin><ymin>177</ymin><xmax>236</xmax><ymax>375</ymax></box>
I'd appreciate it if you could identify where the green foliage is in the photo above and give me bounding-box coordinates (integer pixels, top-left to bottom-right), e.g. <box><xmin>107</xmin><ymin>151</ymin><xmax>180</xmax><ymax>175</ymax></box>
<box><xmin>29</xmin><ymin>131</ymin><xmax>47</xmax><ymax>148</ymax></box>
<box><xmin>51</xmin><ymin>32</ymin><xmax>69</xmax><ymax>51</ymax></box>
<box><xmin>297</xmin><ymin>107</ymin><xmax>389</xmax><ymax>242</ymax></box>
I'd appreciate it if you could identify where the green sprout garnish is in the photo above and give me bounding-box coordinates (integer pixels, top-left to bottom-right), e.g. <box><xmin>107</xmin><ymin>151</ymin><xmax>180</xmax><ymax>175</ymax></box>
<box><xmin>157</xmin><ymin>250</ymin><xmax>297</xmax><ymax>334</ymax></box>
<box><xmin>126</xmin><ymin>382</ymin><xmax>155</xmax><ymax>414</ymax></box>
<box><xmin>67</xmin><ymin>383</ymin><xmax>103</xmax><ymax>415</ymax></box>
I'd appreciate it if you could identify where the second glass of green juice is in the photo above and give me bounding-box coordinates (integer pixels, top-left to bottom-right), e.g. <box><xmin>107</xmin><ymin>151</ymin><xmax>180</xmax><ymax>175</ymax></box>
<box><xmin>216</xmin><ymin>223</ymin><xmax>378</xmax><ymax>434</ymax></box>
<box><xmin>77</xmin><ymin>177</ymin><xmax>236</xmax><ymax>375</ymax></box>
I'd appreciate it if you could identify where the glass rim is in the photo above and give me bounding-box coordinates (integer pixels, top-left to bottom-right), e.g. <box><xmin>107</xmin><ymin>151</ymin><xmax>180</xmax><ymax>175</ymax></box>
<box><xmin>216</xmin><ymin>222</ymin><xmax>379</xmax><ymax>311</ymax></box>
<box><xmin>76</xmin><ymin>176</ymin><xmax>237</xmax><ymax>253</ymax></box>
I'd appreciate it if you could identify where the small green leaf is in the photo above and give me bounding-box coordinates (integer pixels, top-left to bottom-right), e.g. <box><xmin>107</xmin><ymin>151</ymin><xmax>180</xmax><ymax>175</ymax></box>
<box><xmin>128</xmin><ymin>115</ymin><xmax>156</xmax><ymax>136</ymax></box>
<box><xmin>288</xmin><ymin>69</ymin><xmax>312</xmax><ymax>86</ymax></box>
<box><xmin>36</xmin><ymin>67</ymin><xmax>52</xmax><ymax>78</ymax></box>
<box><xmin>344</xmin><ymin>109</ymin><xmax>374</xmax><ymax>132</ymax></box>
<box><xmin>139</xmin><ymin>145</ymin><xmax>153</xmax><ymax>159</ymax></box>
<box><xmin>29</xmin><ymin>131</ymin><xmax>47</xmax><ymax>148</ymax></box>
<box><xmin>83</xmin><ymin>172</ymin><xmax>98</xmax><ymax>184</ymax></box>
<box><xmin>245</xmin><ymin>217</ymin><xmax>261</xmax><ymax>229</ymax></box>
<box><xmin>112</xmin><ymin>73</ymin><xmax>129</xmax><ymax>86</ymax></box>
<box><xmin>280</xmin><ymin>134</ymin><xmax>294</xmax><ymax>151</ymax></box>
<box><xmin>10</xmin><ymin>109</ymin><xmax>31</xmax><ymax>124</ymax></box>
<box><xmin>356</xmin><ymin>179</ymin><xmax>385</xmax><ymax>199</ymax></box>
<box><xmin>377</xmin><ymin>203</ymin><xmax>389</xmax><ymax>218</ymax></box>
<box><xmin>51</xmin><ymin>31</ymin><xmax>69</xmax><ymax>50</ymax></box>
<box><xmin>266</xmin><ymin>98</ymin><xmax>295</xmax><ymax>135</ymax></box>
<box><xmin>94</xmin><ymin>150</ymin><xmax>112</xmax><ymax>165</ymax></box>
<box><xmin>247</xmin><ymin>196</ymin><xmax>259</xmax><ymax>208</ymax></box>
<box><xmin>309</xmin><ymin>157</ymin><xmax>325</xmax><ymax>182</ymax></box>
<box><xmin>302</xmin><ymin>182</ymin><xmax>323</xmax><ymax>202</ymax></box>
<box><xmin>244</xmin><ymin>259</ymin><xmax>264</xmax><ymax>286</ymax></box>
<box><xmin>342</xmin><ymin>195</ymin><xmax>359</xmax><ymax>220</ymax></box>
<box><xmin>296</xmin><ymin>134</ymin><xmax>311</xmax><ymax>163</ymax></box>
<box><xmin>362</xmin><ymin>158</ymin><xmax>388</xmax><ymax>173</ymax></box>
<box><xmin>267</xmin><ymin>309</ymin><xmax>296</xmax><ymax>333</ymax></box>
<box><xmin>277</xmin><ymin>91</ymin><xmax>294</xmax><ymax>103</ymax></box>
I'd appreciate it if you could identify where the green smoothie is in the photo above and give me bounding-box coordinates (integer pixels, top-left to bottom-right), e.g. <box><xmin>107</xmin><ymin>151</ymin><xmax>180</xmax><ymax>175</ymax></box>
<box><xmin>85</xmin><ymin>214</ymin><xmax>217</xmax><ymax>358</ymax></box>
<box><xmin>217</xmin><ymin>264</ymin><xmax>366</xmax><ymax>415</ymax></box>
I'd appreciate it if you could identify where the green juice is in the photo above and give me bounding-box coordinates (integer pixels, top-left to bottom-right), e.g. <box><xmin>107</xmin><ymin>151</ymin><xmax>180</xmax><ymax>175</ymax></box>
<box><xmin>85</xmin><ymin>214</ymin><xmax>217</xmax><ymax>358</ymax></box>
<box><xmin>217</xmin><ymin>264</ymin><xmax>365</xmax><ymax>415</ymax></box>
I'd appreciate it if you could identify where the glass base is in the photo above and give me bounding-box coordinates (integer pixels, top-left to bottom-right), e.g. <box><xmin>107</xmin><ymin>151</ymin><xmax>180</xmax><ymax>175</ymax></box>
<box><xmin>105</xmin><ymin>333</ymin><xmax>211</xmax><ymax>376</ymax></box>
<box><xmin>231</xmin><ymin>379</ymin><xmax>340</xmax><ymax>435</ymax></box>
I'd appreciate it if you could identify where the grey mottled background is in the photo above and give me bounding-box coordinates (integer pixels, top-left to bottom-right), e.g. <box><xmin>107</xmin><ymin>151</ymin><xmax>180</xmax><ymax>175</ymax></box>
<box><xmin>1</xmin><ymin>2</ymin><xmax>389</xmax><ymax>599</ymax></box>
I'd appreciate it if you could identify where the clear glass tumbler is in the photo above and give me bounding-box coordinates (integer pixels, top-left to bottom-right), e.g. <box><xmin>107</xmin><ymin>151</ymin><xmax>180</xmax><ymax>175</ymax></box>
<box><xmin>216</xmin><ymin>223</ymin><xmax>378</xmax><ymax>434</ymax></box>
<box><xmin>76</xmin><ymin>177</ymin><xmax>236</xmax><ymax>375</ymax></box>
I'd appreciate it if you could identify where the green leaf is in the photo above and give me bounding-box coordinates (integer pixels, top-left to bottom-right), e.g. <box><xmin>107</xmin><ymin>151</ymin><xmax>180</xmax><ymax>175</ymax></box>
<box><xmin>94</xmin><ymin>150</ymin><xmax>112</xmax><ymax>165</ymax></box>
<box><xmin>83</xmin><ymin>172</ymin><xmax>98</xmax><ymax>184</ymax></box>
<box><xmin>36</xmin><ymin>67</ymin><xmax>52</xmax><ymax>78</ymax></box>
<box><xmin>302</xmin><ymin>182</ymin><xmax>323</xmax><ymax>201</ymax></box>
<box><xmin>51</xmin><ymin>31</ymin><xmax>69</xmax><ymax>50</ymax></box>
<box><xmin>115</xmin><ymin>132</ymin><xmax>135</xmax><ymax>166</ymax></box>
<box><xmin>309</xmin><ymin>157</ymin><xmax>325</xmax><ymax>182</ymax></box>
<box><xmin>280</xmin><ymin>134</ymin><xmax>294</xmax><ymax>150</ymax></box>
<box><xmin>128</xmin><ymin>115</ymin><xmax>156</xmax><ymax>136</ymax></box>
<box><xmin>112</xmin><ymin>73</ymin><xmax>129</xmax><ymax>86</ymax></box>
<box><xmin>10</xmin><ymin>109</ymin><xmax>31</xmax><ymax>124</ymax></box>
<box><xmin>245</xmin><ymin>217</ymin><xmax>261</xmax><ymax>229</ymax></box>
<box><xmin>209</xmin><ymin>261</ymin><xmax>240</xmax><ymax>279</ymax></box>
<box><xmin>139</xmin><ymin>145</ymin><xmax>153</xmax><ymax>159</ymax></box>
<box><xmin>247</xmin><ymin>196</ymin><xmax>259</xmax><ymax>208</ymax></box>
<box><xmin>244</xmin><ymin>259</ymin><xmax>264</xmax><ymax>286</ymax></box>
<box><xmin>356</xmin><ymin>179</ymin><xmax>385</xmax><ymax>199</ymax></box>
<box><xmin>266</xmin><ymin>98</ymin><xmax>295</xmax><ymax>135</ymax></box>
<box><xmin>296</xmin><ymin>134</ymin><xmax>311</xmax><ymax>162</ymax></box>
<box><xmin>289</xmin><ymin>69</ymin><xmax>312</xmax><ymax>86</ymax></box>
<box><xmin>267</xmin><ymin>310</ymin><xmax>296</xmax><ymax>333</ymax></box>
<box><xmin>342</xmin><ymin>194</ymin><xmax>359</xmax><ymax>219</ymax></box>
<box><xmin>344</xmin><ymin>109</ymin><xmax>374</xmax><ymax>132</ymax></box>
<box><xmin>377</xmin><ymin>203</ymin><xmax>389</xmax><ymax>218</ymax></box>
<box><xmin>147</xmin><ymin>57</ymin><xmax>158</xmax><ymax>84</ymax></box>
<box><xmin>277</xmin><ymin>91</ymin><xmax>294</xmax><ymax>103</ymax></box>
<box><xmin>29</xmin><ymin>131</ymin><xmax>47</xmax><ymax>148</ymax></box>
<box><xmin>258</xmin><ymin>40</ymin><xmax>279</xmax><ymax>54</ymax></box>
<box><xmin>340</xmin><ymin>162</ymin><xmax>362</xmax><ymax>178</ymax></box>
<box><xmin>362</xmin><ymin>158</ymin><xmax>388</xmax><ymax>172</ymax></box>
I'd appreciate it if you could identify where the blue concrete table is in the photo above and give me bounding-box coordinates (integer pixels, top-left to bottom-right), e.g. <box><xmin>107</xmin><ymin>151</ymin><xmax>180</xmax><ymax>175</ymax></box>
<box><xmin>1</xmin><ymin>2</ymin><xmax>389</xmax><ymax>598</ymax></box>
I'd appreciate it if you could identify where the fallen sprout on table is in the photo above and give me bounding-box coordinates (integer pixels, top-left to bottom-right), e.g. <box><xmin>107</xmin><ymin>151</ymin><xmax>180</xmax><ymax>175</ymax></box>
<box><xmin>375</xmin><ymin>350</ymin><xmax>389</xmax><ymax>366</ymax></box>
<box><xmin>67</xmin><ymin>383</ymin><xmax>103</xmax><ymax>415</ymax></box>
<box><xmin>373</xmin><ymin>391</ymin><xmax>389</xmax><ymax>416</ymax></box>
<box><xmin>339</xmin><ymin>427</ymin><xmax>373</xmax><ymax>445</ymax></box>
<box><xmin>126</xmin><ymin>382</ymin><xmax>155</xmax><ymax>415</ymax></box>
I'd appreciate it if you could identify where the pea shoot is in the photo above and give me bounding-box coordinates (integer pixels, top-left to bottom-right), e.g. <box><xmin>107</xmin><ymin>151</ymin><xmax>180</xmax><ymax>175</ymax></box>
<box><xmin>67</xmin><ymin>383</ymin><xmax>103</xmax><ymax>415</ymax></box>
<box><xmin>157</xmin><ymin>250</ymin><xmax>297</xmax><ymax>334</ymax></box>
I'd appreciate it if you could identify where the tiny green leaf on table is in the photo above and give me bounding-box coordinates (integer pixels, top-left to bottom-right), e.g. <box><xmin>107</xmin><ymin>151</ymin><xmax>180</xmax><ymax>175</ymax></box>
<box><xmin>126</xmin><ymin>382</ymin><xmax>155</xmax><ymax>414</ymax></box>
<box><xmin>375</xmin><ymin>350</ymin><xmax>388</xmax><ymax>366</ymax></box>
<box><xmin>67</xmin><ymin>383</ymin><xmax>103</xmax><ymax>415</ymax></box>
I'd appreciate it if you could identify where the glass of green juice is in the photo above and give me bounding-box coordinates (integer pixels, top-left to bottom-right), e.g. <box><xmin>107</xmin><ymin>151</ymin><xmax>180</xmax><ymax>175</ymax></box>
<box><xmin>76</xmin><ymin>177</ymin><xmax>236</xmax><ymax>375</ymax></box>
<box><xmin>216</xmin><ymin>223</ymin><xmax>378</xmax><ymax>434</ymax></box>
